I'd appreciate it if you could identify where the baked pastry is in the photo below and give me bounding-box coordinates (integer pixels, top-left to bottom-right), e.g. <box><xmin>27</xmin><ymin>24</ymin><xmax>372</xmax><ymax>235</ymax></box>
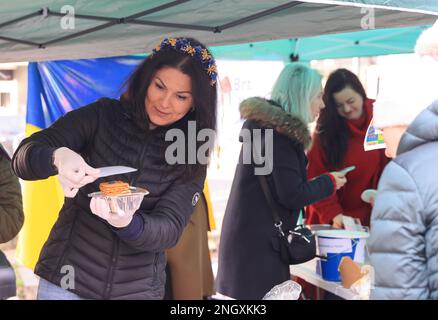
<box><xmin>338</xmin><ymin>256</ymin><xmax>363</xmax><ymax>288</ymax></box>
<box><xmin>99</xmin><ymin>181</ymin><xmax>130</xmax><ymax>196</ymax></box>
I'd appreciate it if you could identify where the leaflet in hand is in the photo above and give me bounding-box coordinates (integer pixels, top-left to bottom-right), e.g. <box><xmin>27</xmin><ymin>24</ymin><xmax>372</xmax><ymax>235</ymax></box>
<box><xmin>342</xmin><ymin>215</ymin><xmax>363</xmax><ymax>232</ymax></box>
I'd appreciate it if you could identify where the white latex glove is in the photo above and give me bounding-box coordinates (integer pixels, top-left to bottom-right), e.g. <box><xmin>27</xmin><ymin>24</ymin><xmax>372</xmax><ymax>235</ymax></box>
<box><xmin>89</xmin><ymin>197</ymin><xmax>136</xmax><ymax>228</ymax></box>
<box><xmin>53</xmin><ymin>147</ymin><xmax>100</xmax><ymax>198</ymax></box>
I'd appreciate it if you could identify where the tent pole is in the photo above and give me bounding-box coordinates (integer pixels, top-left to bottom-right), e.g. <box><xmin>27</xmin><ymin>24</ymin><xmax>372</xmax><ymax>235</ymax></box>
<box><xmin>0</xmin><ymin>1</ymin><xmax>304</xmax><ymax>49</ymax></box>
<box><xmin>130</xmin><ymin>20</ymin><xmax>215</xmax><ymax>32</ymax></box>
<box><xmin>0</xmin><ymin>10</ymin><xmax>44</xmax><ymax>29</ymax></box>
<box><xmin>41</xmin><ymin>0</ymin><xmax>196</xmax><ymax>47</ymax></box>
<box><xmin>125</xmin><ymin>0</ymin><xmax>192</xmax><ymax>20</ymax></box>
<box><xmin>41</xmin><ymin>22</ymin><xmax>119</xmax><ymax>46</ymax></box>
<box><xmin>0</xmin><ymin>36</ymin><xmax>41</xmax><ymax>47</ymax></box>
<box><xmin>217</xmin><ymin>1</ymin><xmax>302</xmax><ymax>31</ymax></box>
<box><xmin>45</xmin><ymin>0</ymin><xmax>192</xmax><ymax>23</ymax></box>
<box><xmin>47</xmin><ymin>11</ymin><xmax>115</xmax><ymax>23</ymax></box>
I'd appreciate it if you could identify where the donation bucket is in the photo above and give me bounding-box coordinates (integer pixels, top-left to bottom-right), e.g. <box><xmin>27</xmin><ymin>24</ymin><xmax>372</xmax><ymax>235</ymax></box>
<box><xmin>315</xmin><ymin>229</ymin><xmax>369</xmax><ymax>282</ymax></box>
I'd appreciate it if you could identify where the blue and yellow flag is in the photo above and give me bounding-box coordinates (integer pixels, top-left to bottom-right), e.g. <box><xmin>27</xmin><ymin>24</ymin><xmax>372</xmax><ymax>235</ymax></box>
<box><xmin>18</xmin><ymin>56</ymin><xmax>144</xmax><ymax>269</ymax></box>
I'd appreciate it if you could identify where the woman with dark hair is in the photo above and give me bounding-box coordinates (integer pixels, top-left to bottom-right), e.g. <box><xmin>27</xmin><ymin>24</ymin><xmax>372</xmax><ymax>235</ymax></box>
<box><xmin>306</xmin><ymin>68</ymin><xmax>389</xmax><ymax>228</ymax></box>
<box><xmin>12</xmin><ymin>37</ymin><xmax>217</xmax><ymax>299</ymax></box>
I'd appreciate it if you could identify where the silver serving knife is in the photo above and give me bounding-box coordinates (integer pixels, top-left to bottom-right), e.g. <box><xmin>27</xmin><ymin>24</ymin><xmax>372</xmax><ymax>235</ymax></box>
<box><xmin>97</xmin><ymin>166</ymin><xmax>137</xmax><ymax>178</ymax></box>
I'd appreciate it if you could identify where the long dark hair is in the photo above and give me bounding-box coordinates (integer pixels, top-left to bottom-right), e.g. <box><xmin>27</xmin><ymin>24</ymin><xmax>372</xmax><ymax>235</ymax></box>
<box><xmin>124</xmin><ymin>37</ymin><xmax>217</xmax><ymax>179</ymax></box>
<box><xmin>317</xmin><ymin>68</ymin><xmax>367</xmax><ymax>169</ymax></box>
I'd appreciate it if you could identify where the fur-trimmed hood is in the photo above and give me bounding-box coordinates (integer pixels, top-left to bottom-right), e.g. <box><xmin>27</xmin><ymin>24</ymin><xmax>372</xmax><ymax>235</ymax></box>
<box><xmin>239</xmin><ymin>97</ymin><xmax>311</xmax><ymax>149</ymax></box>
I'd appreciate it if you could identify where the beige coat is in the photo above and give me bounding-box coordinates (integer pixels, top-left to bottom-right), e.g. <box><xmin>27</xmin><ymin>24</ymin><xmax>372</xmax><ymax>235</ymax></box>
<box><xmin>165</xmin><ymin>185</ymin><xmax>215</xmax><ymax>299</ymax></box>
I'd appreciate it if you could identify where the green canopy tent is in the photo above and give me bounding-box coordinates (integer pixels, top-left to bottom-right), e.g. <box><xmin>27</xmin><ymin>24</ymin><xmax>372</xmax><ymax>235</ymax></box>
<box><xmin>0</xmin><ymin>0</ymin><xmax>437</xmax><ymax>63</ymax></box>
<box><xmin>211</xmin><ymin>24</ymin><xmax>432</xmax><ymax>62</ymax></box>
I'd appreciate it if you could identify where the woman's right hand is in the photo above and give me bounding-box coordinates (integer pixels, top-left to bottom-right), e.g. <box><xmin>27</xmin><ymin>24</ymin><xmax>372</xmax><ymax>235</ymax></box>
<box><xmin>332</xmin><ymin>213</ymin><xmax>344</xmax><ymax>229</ymax></box>
<box><xmin>330</xmin><ymin>171</ymin><xmax>347</xmax><ymax>190</ymax></box>
<box><xmin>53</xmin><ymin>147</ymin><xmax>100</xmax><ymax>198</ymax></box>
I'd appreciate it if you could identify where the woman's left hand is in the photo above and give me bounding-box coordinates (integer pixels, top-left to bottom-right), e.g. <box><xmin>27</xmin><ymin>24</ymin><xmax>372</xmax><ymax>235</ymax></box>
<box><xmin>89</xmin><ymin>197</ymin><xmax>135</xmax><ymax>228</ymax></box>
<box><xmin>332</xmin><ymin>213</ymin><xmax>344</xmax><ymax>229</ymax></box>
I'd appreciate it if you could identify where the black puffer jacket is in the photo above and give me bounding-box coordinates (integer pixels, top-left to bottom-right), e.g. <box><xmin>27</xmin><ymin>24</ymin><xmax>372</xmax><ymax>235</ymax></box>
<box><xmin>0</xmin><ymin>145</ymin><xmax>24</xmax><ymax>243</ymax></box>
<box><xmin>12</xmin><ymin>98</ymin><xmax>206</xmax><ymax>299</ymax></box>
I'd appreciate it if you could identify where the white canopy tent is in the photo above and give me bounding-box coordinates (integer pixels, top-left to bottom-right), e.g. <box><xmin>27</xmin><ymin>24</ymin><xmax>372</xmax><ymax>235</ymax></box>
<box><xmin>0</xmin><ymin>0</ymin><xmax>437</xmax><ymax>63</ymax></box>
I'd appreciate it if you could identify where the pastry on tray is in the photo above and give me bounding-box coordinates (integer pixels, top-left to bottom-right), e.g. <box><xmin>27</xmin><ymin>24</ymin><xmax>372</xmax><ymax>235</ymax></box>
<box><xmin>99</xmin><ymin>181</ymin><xmax>131</xmax><ymax>196</ymax></box>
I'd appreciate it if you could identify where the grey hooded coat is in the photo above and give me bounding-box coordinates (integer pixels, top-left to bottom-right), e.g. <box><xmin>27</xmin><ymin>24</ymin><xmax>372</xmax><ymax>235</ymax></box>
<box><xmin>369</xmin><ymin>100</ymin><xmax>438</xmax><ymax>299</ymax></box>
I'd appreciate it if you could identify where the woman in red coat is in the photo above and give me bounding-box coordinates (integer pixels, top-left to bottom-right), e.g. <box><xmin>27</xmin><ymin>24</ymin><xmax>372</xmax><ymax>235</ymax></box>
<box><xmin>306</xmin><ymin>69</ymin><xmax>389</xmax><ymax>228</ymax></box>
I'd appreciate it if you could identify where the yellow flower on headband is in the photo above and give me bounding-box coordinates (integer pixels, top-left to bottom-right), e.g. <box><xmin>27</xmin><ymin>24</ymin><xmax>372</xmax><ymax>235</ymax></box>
<box><xmin>183</xmin><ymin>45</ymin><xmax>196</xmax><ymax>56</ymax></box>
<box><xmin>151</xmin><ymin>37</ymin><xmax>218</xmax><ymax>87</ymax></box>
<box><xmin>207</xmin><ymin>64</ymin><xmax>217</xmax><ymax>75</ymax></box>
<box><xmin>201</xmin><ymin>49</ymin><xmax>210</xmax><ymax>61</ymax></box>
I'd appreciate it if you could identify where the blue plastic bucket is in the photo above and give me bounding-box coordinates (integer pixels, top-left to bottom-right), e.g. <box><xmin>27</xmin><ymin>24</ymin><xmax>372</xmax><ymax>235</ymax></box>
<box><xmin>315</xmin><ymin>230</ymin><xmax>369</xmax><ymax>282</ymax></box>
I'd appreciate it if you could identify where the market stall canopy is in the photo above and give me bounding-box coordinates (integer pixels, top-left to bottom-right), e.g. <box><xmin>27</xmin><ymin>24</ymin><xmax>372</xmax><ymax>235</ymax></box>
<box><xmin>1</xmin><ymin>0</ymin><xmax>438</xmax><ymax>63</ymax></box>
<box><xmin>212</xmin><ymin>24</ymin><xmax>432</xmax><ymax>62</ymax></box>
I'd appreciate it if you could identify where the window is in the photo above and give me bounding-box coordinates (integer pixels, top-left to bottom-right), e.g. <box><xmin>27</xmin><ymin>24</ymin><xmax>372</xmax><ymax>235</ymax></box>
<box><xmin>0</xmin><ymin>92</ymin><xmax>11</xmax><ymax>108</ymax></box>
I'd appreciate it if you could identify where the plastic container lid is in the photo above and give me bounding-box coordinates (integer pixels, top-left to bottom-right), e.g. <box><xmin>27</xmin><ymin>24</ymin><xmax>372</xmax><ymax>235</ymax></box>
<box><xmin>315</xmin><ymin>229</ymin><xmax>369</xmax><ymax>239</ymax></box>
<box><xmin>88</xmin><ymin>186</ymin><xmax>149</xmax><ymax>215</ymax></box>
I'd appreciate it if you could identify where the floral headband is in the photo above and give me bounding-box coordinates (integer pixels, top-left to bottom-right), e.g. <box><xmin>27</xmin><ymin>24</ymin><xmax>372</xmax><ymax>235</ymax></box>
<box><xmin>151</xmin><ymin>37</ymin><xmax>218</xmax><ymax>86</ymax></box>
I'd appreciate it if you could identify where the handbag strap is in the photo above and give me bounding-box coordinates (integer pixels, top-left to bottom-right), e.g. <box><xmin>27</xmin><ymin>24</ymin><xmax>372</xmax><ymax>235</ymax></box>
<box><xmin>254</xmin><ymin>133</ymin><xmax>300</xmax><ymax>235</ymax></box>
<box><xmin>257</xmin><ymin>174</ymin><xmax>281</xmax><ymax>224</ymax></box>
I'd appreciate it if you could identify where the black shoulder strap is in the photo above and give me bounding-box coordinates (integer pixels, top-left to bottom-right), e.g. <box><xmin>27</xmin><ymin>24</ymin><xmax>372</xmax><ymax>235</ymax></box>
<box><xmin>254</xmin><ymin>131</ymin><xmax>301</xmax><ymax>231</ymax></box>
<box><xmin>257</xmin><ymin>174</ymin><xmax>282</xmax><ymax>226</ymax></box>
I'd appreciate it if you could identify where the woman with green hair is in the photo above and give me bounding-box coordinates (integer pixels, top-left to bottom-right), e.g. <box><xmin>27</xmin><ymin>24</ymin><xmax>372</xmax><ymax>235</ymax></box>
<box><xmin>216</xmin><ymin>63</ymin><xmax>347</xmax><ymax>299</ymax></box>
